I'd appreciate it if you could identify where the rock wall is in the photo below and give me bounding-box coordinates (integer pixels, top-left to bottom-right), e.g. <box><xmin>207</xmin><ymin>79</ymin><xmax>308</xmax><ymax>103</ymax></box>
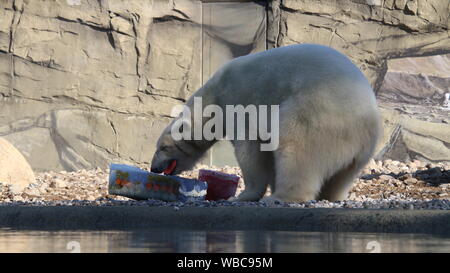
<box><xmin>0</xmin><ymin>0</ymin><xmax>449</xmax><ymax>171</ymax></box>
<box><xmin>379</xmin><ymin>54</ymin><xmax>450</xmax><ymax>105</ymax></box>
<box><xmin>0</xmin><ymin>0</ymin><xmax>203</xmax><ymax>171</ymax></box>
<box><xmin>376</xmin><ymin>54</ymin><xmax>450</xmax><ymax>163</ymax></box>
<box><xmin>269</xmin><ymin>0</ymin><xmax>450</xmax><ymax>91</ymax></box>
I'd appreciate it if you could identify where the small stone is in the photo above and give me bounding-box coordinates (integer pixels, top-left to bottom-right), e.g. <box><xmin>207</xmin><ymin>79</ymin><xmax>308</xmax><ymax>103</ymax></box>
<box><xmin>399</xmin><ymin>173</ymin><xmax>413</xmax><ymax>181</ymax></box>
<box><xmin>378</xmin><ymin>174</ymin><xmax>394</xmax><ymax>180</ymax></box>
<box><xmin>13</xmin><ymin>195</ymin><xmax>24</xmax><ymax>202</ymax></box>
<box><xmin>55</xmin><ymin>179</ymin><xmax>67</xmax><ymax>188</ymax></box>
<box><xmin>404</xmin><ymin>178</ymin><xmax>418</xmax><ymax>184</ymax></box>
<box><xmin>9</xmin><ymin>184</ymin><xmax>24</xmax><ymax>195</ymax></box>
<box><xmin>25</xmin><ymin>188</ymin><xmax>40</xmax><ymax>196</ymax></box>
<box><xmin>86</xmin><ymin>196</ymin><xmax>96</xmax><ymax>201</ymax></box>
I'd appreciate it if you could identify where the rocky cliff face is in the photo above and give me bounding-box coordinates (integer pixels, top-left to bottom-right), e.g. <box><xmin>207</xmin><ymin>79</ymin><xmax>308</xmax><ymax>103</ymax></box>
<box><xmin>379</xmin><ymin>54</ymin><xmax>450</xmax><ymax>105</ymax></box>
<box><xmin>0</xmin><ymin>0</ymin><xmax>449</xmax><ymax>171</ymax></box>
<box><xmin>269</xmin><ymin>0</ymin><xmax>450</xmax><ymax>91</ymax></box>
<box><xmin>0</xmin><ymin>0</ymin><xmax>203</xmax><ymax>171</ymax></box>
<box><xmin>376</xmin><ymin>54</ymin><xmax>450</xmax><ymax>163</ymax></box>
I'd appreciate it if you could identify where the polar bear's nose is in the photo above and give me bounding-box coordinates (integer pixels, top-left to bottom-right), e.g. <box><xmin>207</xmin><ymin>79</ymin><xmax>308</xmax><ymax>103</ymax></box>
<box><xmin>151</xmin><ymin>167</ymin><xmax>162</xmax><ymax>173</ymax></box>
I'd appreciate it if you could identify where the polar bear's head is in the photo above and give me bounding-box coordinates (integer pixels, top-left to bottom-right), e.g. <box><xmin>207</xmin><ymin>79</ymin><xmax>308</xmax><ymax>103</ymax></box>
<box><xmin>150</xmin><ymin>124</ymin><xmax>209</xmax><ymax>175</ymax></box>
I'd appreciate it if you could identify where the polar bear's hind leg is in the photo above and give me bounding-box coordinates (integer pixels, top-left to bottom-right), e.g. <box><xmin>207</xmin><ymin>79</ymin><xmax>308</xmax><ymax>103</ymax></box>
<box><xmin>266</xmin><ymin>142</ymin><xmax>325</xmax><ymax>203</ymax></box>
<box><xmin>317</xmin><ymin>157</ymin><xmax>367</xmax><ymax>201</ymax></box>
<box><xmin>318</xmin><ymin>131</ymin><xmax>378</xmax><ymax>202</ymax></box>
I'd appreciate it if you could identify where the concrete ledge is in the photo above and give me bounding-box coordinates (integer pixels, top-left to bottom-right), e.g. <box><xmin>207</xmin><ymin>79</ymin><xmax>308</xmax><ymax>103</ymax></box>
<box><xmin>0</xmin><ymin>206</ymin><xmax>449</xmax><ymax>234</ymax></box>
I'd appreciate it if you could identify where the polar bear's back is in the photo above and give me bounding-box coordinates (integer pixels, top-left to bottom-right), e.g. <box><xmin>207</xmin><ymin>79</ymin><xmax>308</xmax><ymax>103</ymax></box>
<box><xmin>210</xmin><ymin>44</ymin><xmax>376</xmax><ymax>114</ymax></box>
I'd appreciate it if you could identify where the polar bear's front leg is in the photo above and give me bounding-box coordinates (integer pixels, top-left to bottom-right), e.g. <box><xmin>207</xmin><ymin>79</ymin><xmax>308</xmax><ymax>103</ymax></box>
<box><xmin>232</xmin><ymin>141</ymin><xmax>275</xmax><ymax>201</ymax></box>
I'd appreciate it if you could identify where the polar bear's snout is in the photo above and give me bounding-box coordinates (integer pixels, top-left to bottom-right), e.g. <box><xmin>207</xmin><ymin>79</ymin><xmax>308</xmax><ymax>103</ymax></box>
<box><xmin>150</xmin><ymin>150</ymin><xmax>173</xmax><ymax>173</ymax></box>
<box><xmin>150</xmin><ymin>158</ymin><xmax>176</xmax><ymax>174</ymax></box>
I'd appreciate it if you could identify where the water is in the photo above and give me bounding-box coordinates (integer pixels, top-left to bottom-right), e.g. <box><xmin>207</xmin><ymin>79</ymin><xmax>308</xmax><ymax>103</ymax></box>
<box><xmin>0</xmin><ymin>228</ymin><xmax>449</xmax><ymax>253</ymax></box>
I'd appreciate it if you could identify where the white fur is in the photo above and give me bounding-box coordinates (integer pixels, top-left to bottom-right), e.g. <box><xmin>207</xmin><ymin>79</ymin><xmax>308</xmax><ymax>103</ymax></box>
<box><xmin>151</xmin><ymin>44</ymin><xmax>381</xmax><ymax>202</ymax></box>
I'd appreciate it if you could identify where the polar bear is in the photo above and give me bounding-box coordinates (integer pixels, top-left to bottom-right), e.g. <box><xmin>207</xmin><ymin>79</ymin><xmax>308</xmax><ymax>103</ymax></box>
<box><xmin>150</xmin><ymin>44</ymin><xmax>381</xmax><ymax>202</ymax></box>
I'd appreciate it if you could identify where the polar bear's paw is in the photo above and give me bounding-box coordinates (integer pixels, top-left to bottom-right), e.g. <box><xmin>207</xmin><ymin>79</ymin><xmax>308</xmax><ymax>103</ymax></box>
<box><xmin>260</xmin><ymin>195</ymin><xmax>284</xmax><ymax>206</ymax></box>
<box><xmin>230</xmin><ymin>190</ymin><xmax>265</xmax><ymax>202</ymax></box>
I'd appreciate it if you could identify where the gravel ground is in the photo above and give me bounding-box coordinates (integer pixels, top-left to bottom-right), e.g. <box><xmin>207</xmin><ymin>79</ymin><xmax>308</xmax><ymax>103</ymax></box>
<box><xmin>0</xmin><ymin>159</ymin><xmax>449</xmax><ymax>209</ymax></box>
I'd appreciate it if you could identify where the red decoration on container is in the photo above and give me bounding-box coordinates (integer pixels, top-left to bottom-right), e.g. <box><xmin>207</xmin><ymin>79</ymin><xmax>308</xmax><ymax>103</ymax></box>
<box><xmin>198</xmin><ymin>169</ymin><xmax>240</xmax><ymax>201</ymax></box>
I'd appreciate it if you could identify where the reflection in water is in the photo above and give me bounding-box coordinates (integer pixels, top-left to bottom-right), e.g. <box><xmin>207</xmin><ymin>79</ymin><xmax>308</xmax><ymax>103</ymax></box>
<box><xmin>0</xmin><ymin>229</ymin><xmax>449</xmax><ymax>253</ymax></box>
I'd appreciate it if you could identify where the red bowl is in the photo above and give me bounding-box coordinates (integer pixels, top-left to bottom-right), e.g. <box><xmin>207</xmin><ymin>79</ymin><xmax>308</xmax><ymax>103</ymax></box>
<box><xmin>198</xmin><ymin>169</ymin><xmax>240</xmax><ymax>201</ymax></box>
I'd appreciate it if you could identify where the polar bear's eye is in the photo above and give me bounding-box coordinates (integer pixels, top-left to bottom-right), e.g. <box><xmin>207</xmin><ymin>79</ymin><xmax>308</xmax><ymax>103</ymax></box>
<box><xmin>160</xmin><ymin>146</ymin><xmax>169</xmax><ymax>152</ymax></box>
